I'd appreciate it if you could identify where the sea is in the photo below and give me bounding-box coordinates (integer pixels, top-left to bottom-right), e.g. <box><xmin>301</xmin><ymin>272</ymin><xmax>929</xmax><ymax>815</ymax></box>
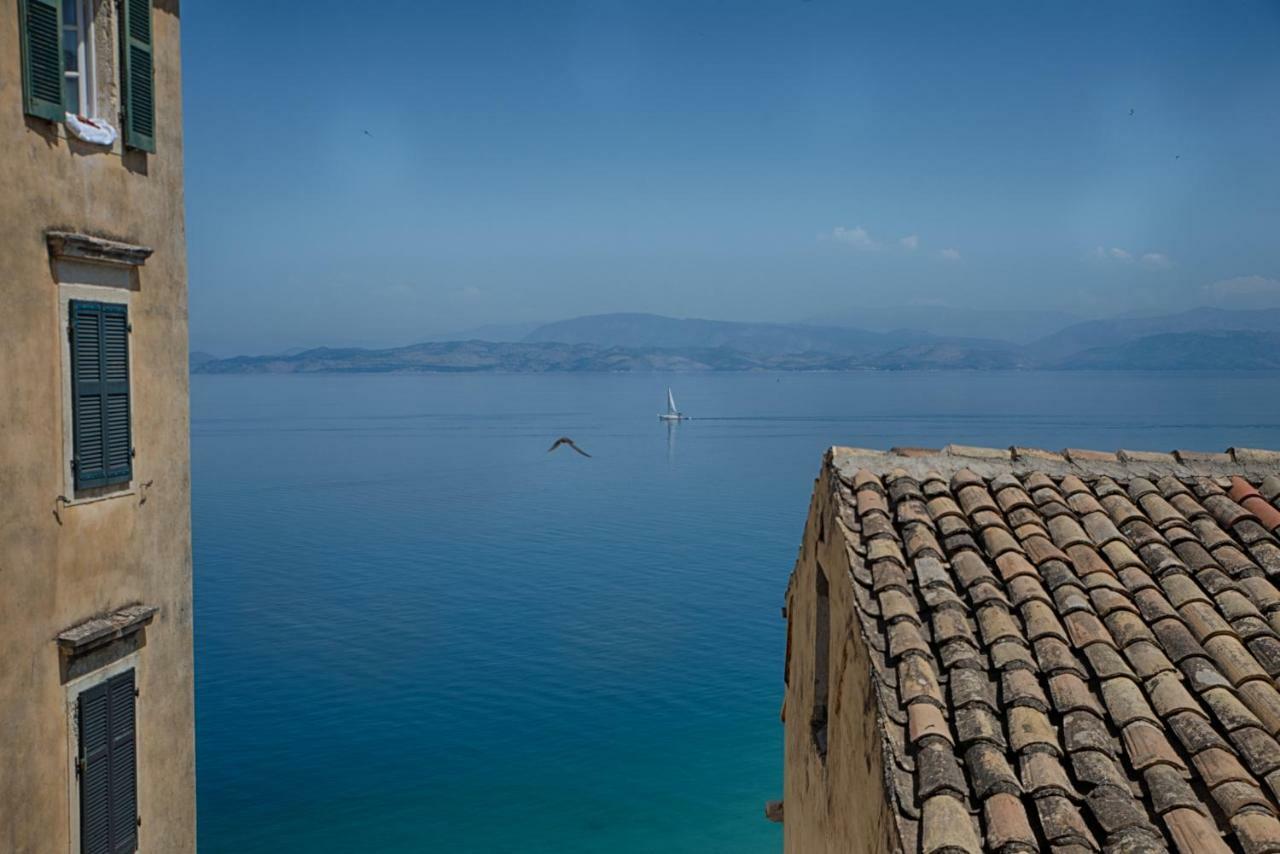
<box><xmin>192</xmin><ymin>370</ymin><xmax>1280</xmax><ymax>853</ymax></box>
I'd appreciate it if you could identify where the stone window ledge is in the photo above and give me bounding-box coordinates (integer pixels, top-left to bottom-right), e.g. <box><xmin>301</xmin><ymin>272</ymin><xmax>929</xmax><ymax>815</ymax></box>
<box><xmin>57</xmin><ymin>604</ymin><xmax>158</xmax><ymax>655</ymax></box>
<box><xmin>47</xmin><ymin>231</ymin><xmax>153</xmax><ymax>268</ymax></box>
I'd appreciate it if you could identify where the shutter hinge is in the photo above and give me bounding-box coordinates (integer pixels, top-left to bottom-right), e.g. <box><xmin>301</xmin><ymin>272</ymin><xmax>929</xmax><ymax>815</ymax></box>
<box><xmin>127</xmin><ymin>323</ymin><xmax>133</xmax><ymax>333</ymax></box>
<box><xmin>131</xmin><ymin>448</ymin><xmax>136</xmax><ymax>459</ymax></box>
<box><xmin>74</xmin><ymin>757</ymin><xmax>83</xmax><ymax>777</ymax></box>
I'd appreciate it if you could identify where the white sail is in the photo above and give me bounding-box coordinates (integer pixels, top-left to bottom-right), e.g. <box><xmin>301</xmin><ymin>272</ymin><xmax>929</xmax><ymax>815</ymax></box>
<box><xmin>659</xmin><ymin>387</ymin><xmax>686</xmax><ymax>420</ymax></box>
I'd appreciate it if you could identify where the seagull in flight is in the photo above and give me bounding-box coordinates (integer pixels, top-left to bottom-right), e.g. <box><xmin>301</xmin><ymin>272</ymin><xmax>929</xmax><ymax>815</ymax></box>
<box><xmin>547</xmin><ymin>437</ymin><xmax>592</xmax><ymax>458</ymax></box>
<box><xmin>363</xmin><ymin>129</ymin><xmax>374</xmax><ymax>137</ymax></box>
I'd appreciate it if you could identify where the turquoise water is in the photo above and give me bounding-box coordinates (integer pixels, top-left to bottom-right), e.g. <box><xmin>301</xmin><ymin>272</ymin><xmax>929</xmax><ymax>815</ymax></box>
<box><xmin>192</xmin><ymin>371</ymin><xmax>1280</xmax><ymax>853</ymax></box>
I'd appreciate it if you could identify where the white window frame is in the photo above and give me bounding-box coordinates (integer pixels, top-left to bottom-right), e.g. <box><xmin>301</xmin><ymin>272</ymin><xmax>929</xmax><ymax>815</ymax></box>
<box><xmin>63</xmin><ymin>652</ymin><xmax>143</xmax><ymax>854</ymax></box>
<box><xmin>62</xmin><ymin>0</ymin><xmax>97</xmax><ymax>118</ymax></box>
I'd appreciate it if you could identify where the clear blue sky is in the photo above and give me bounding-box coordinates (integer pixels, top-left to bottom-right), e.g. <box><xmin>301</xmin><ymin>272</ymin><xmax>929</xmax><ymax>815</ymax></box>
<box><xmin>182</xmin><ymin>1</ymin><xmax>1280</xmax><ymax>355</ymax></box>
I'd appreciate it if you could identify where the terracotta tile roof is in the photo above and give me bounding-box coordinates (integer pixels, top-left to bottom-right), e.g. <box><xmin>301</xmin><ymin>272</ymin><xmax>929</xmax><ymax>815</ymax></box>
<box><xmin>827</xmin><ymin>445</ymin><xmax>1280</xmax><ymax>854</ymax></box>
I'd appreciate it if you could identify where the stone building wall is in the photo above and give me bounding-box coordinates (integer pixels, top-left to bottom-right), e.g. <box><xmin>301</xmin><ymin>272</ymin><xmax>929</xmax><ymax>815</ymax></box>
<box><xmin>0</xmin><ymin>1</ymin><xmax>195</xmax><ymax>851</ymax></box>
<box><xmin>782</xmin><ymin>459</ymin><xmax>903</xmax><ymax>853</ymax></box>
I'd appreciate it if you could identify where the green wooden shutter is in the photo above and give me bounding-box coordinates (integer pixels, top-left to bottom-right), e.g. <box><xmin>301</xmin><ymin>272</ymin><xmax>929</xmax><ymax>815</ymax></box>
<box><xmin>102</xmin><ymin>304</ymin><xmax>134</xmax><ymax>485</ymax></box>
<box><xmin>71</xmin><ymin>301</ymin><xmax>108</xmax><ymax>488</ymax></box>
<box><xmin>108</xmin><ymin>671</ymin><xmax>138</xmax><ymax>853</ymax></box>
<box><xmin>120</xmin><ymin>0</ymin><xmax>156</xmax><ymax>152</ymax></box>
<box><xmin>79</xmin><ymin>671</ymin><xmax>138</xmax><ymax>854</ymax></box>
<box><xmin>71</xmin><ymin>301</ymin><xmax>132</xmax><ymax>490</ymax></box>
<box><xmin>79</xmin><ymin>681</ymin><xmax>112</xmax><ymax>854</ymax></box>
<box><xmin>18</xmin><ymin>0</ymin><xmax>65</xmax><ymax>121</ymax></box>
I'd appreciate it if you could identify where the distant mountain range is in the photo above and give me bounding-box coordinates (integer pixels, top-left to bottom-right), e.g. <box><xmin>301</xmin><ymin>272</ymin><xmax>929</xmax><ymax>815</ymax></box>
<box><xmin>1026</xmin><ymin>308</ymin><xmax>1280</xmax><ymax>362</ymax></box>
<box><xmin>192</xmin><ymin>308</ymin><xmax>1280</xmax><ymax>374</ymax></box>
<box><xmin>1062</xmin><ymin>331</ymin><xmax>1280</xmax><ymax>370</ymax></box>
<box><xmin>522</xmin><ymin>312</ymin><xmax>1006</xmax><ymax>356</ymax></box>
<box><xmin>808</xmin><ymin>306</ymin><xmax>1083</xmax><ymax>345</ymax></box>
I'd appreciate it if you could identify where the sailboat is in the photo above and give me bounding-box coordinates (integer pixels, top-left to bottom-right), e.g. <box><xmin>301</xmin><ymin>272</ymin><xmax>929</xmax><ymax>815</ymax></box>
<box><xmin>658</xmin><ymin>388</ymin><xmax>688</xmax><ymax>421</ymax></box>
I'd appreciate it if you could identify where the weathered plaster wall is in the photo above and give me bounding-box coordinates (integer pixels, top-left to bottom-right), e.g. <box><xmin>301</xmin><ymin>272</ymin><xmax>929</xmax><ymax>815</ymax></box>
<box><xmin>0</xmin><ymin>2</ymin><xmax>194</xmax><ymax>851</ymax></box>
<box><xmin>783</xmin><ymin>461</ymin><xmax>902</xmax><ymax>854</ymax></box>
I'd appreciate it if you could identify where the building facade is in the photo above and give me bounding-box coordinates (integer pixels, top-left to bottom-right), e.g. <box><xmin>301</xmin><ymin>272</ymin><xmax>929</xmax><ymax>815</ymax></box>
<box><xmin>1</xmin><ymin>1</ymin><xmax>194</xmax><ymax>852</ymax></box>
<box><xmin>782</xmin><ymin>444</ymin><xmax>1280</xmax><ymax>853</ymax></box>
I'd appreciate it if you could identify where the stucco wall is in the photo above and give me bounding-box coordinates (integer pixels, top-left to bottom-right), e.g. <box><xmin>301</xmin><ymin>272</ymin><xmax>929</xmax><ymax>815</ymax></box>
<box><xmin>0</xmin><ymin>2</ymin><xmax>194</xmax><ymax>851</ymax></box>
<box><xmin>782</xmin><ymin>462</ymin><xmax>902</xmax><ymax>854</ymax></box>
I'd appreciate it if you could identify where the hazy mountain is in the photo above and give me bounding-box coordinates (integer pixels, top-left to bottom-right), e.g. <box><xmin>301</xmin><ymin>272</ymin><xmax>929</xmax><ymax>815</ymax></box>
<box><xmin>1055</xmin><ymin>331</ymin><xmax>1280</xmax><ymax>370</ymax></box>
<box><xmin>523</xmin><ymin>312</ymin><xmax>1014</xmax><ymax>356</ymax></box>
<box><xmin>1028</xmin><ymin>308</ymin><xmax>1280</xmax><ymax>362</ymax></box>
<box><xmin>193</xmin><ymin>339</ymin><xmax>1035</xmax><ymax>374</ymax></box>
<box><xmin>192</xmin><ymin>310</ymin><xmax>1280</xmax><ymax>374</ymax></box>
<box><xmin>813</xmin><ymin>306</ymin><xmax>1082</xmax><ymax>345</ymax></box>
<box><xmin>432</xmin><ymin>321</ymin><xmax>543</xmax><ymax>342</ymax></box>
<box><xmin>189</xmin><ymin>350</ymin><xmax>218</xmax><ymax>368</ymax></box>
<box><xmin>862</xmin><ymin>342</ymin><xmax>1026</xmax><ymax>370</ymax></box>
<box><xmin>194</xmin><ymin>340</ymin><xmax>858</xmax><ymax>374</ymax></box>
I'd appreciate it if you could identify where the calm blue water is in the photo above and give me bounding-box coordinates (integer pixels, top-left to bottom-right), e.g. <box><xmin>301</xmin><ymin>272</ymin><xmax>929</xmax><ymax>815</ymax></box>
<box><xmin>193</xmin><ymin>371</ymin><xmax>1280</xmax><ymax>853</ymax></box>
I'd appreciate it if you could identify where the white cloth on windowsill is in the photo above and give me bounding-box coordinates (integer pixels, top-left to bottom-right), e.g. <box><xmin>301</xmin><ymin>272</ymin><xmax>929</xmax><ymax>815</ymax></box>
<box><xmin>64</xmin><ymin>113</ymin><xmax>118</xmax><ymax>146</ymax></box>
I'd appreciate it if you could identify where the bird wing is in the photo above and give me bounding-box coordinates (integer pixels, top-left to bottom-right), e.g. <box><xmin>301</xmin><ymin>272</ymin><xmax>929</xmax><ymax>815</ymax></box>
<box><xmin>569</xmin><ymin>442</ymin><xmax>592</xmax><ymax>458</ymax></box>
<box><xmin>547</xmin><ymin>438</ymin><xmax>567</xmax><ymax>452</ymax></box>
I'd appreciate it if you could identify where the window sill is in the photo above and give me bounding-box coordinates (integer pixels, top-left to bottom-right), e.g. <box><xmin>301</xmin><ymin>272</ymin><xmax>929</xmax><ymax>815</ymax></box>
<box><xmin>63</xmin><ymin>487</ymin><xmax>136</xmax><ymax>509</ymax></box>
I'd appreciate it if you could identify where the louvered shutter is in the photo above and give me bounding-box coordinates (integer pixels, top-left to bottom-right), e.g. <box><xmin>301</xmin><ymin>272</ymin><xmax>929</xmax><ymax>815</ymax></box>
<box><xmin>120</xmin><ymin>0</ymin><xmax>156</xmax><ymax>152</ymax></box>
<box><xmin>79</xmin><ymin>681</ymin><xmax>112</xmax><ymax>854</ymax></box>
<box><xmin>79</xmin><ymin>671</ymin><xmax>138</xmax><ymax>854</ymax></box>
<box><xmin>71</xmin><ymin>301</ymin><xmax>107</xmax><ymax>488</ymax></box>
<box><xmin>102</xmin><ymin>304</ymin><xmax>133</xmax><ymax>485</ymax></box>
<box><xmin>108</xmin><ymin>671</ymin><xmax>138</xmax><ymax>853</ymax></box>
<box><xmin>71</xmin><ymin>301</ymin><xmax>132</xmax><ymax>490</ymax></box>
<box><xmin>19</xmin><ymin>0</ymin><xmax>65</xmax><ymax>120</ymax></box>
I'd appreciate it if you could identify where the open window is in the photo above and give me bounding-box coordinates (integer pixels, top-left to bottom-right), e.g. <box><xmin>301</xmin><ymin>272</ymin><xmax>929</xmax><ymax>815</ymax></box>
<box><xmin>18</xmin><ymin>0</ymin><xmax>156</xmax><ymax>151</ymax></box>
<box><xmin>61</xmin><ymin>0</ymin><xmax>96</xmax><ymax>117</ymax></box>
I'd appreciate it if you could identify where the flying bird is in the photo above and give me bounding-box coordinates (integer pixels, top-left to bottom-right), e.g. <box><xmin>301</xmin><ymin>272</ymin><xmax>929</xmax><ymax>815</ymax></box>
<box><xmin>363</xmin><ymin>129</ymin><xmax>373</xmax><ymax>137</ymax></box>
<box><xmin>1129</xmin><ymin>108</ymin><xmax>1134</xmax><ymax>116</ymax></box>
<box><xmin>547</xmin><ymin>437</ymin><xmax>591</xmax><ymax>458</ymax></box>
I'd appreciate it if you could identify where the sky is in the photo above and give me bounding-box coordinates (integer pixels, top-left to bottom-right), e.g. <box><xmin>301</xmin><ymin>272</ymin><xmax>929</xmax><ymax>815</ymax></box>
<box><xmin>182</xmin><ymin>1</ymin><xmax>1280</xmax><ymax>355</ymax></box>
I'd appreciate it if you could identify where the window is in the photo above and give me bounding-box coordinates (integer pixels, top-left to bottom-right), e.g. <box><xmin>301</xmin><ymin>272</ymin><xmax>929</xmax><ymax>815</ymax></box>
<box><xmin>69</xmin><ymin>300</ymin><xmax>132</xmax><ymax>490</ymax></box>
<box><xmin>61</xmin><ymin>0</ymin><xmax>95</xmax><ymax>116</ymax></box>
<box><xmin>77</xmin><ymin>669</ymin><xmax>138</xmax><ymax>854</ymax></box>
<box><xmin>19</xmin><ymin>0</ymin><xmax>157</xmax><ymax>151</ymax></box>
<box><xmin>812</xmin><ymin>562</ymin><xmax>830</xmax><ymax>759</ymax></box>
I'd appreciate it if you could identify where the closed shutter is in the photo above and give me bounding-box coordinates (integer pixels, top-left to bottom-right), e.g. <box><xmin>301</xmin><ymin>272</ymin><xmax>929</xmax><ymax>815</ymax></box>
<box><xmin>18</xmin><ymin>0</ymin><xmax>65</xmax><ymax>121</ymax></box>
<box><xmin>78</xmin><ymin>681</ymin><xmax>111</xmax><ymax>854</ymax></box>
<box><xmin>102</xmin><ymin>305</ymin><xmax>134</xmax><ymax>485</ymax></box>
<box><xmin>108</xmin><ymin>672</ymin><xmax>138</xmax><ymax>853</ymax></box>
<box><xmin>79</xmin><ymin>669</ymin><xmax>138</xmax><ymax>854</ymax></box>
<box><xmin>120</xmin><ymin>0</ymin><xmax>156</xmax><ymax>152</ymax></box>
<box><xmin>71</xmin><ymin>301</ymin><xmax>132</xmax><ymax>490</ymax></box>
